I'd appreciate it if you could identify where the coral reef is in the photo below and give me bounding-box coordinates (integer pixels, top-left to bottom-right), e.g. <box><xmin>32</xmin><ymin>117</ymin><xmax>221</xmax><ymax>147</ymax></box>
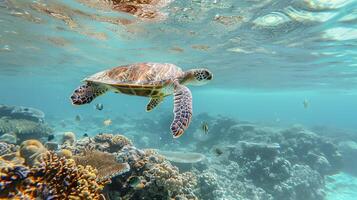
<box><xmin>164</xmin><ymin>114</ymin><xmax>343</xmax><ymax>200</ymax></box>
<box><xmin>0</xmin><ymin>117</ymin><xmax>52</xmax><ymax>143</ymax></box>
<box><xmin>0</xmin><ymin>152</ymin><xmax>107</xmax><ymax>199</ymax></box>
<box><xmin>94</xmin><ymin>133</ymin><xmax>133</xmax><ymax>153</ymax></box>
<box><xmin>57</xmin><ymin>134</ymin><xmax>199</xmax><ymax>199</ymax></box>
<box><xmin>110</xmin><ymin>146</ymin><xmax>198</xmax><ymax>200</ymax></box>
<box><xmin>272</xmin><ymin>127</ymin><xmax>343</xmax><ymax>176</ymax></box>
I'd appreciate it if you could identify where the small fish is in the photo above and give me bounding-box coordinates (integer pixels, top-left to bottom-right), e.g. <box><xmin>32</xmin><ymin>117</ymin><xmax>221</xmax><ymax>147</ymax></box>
<box><xmin>75</xmin><ymin>115</ymin><xmax>81</xmax><ymax>122</ymax></box>
<box><xmin>214</xmin><ymin>148</ymin><xmax>223</xmax><ymax>156</ymax></box>
<box><xmin>201</xmin><ymin>121</ymin><xmax>209</xmax><ymax>134</ymax></box>
<box><xmin>103</xmin><ymin>119</ymin><xmax>112</xmax><ymax>126</ymax></box>
<box><xmin>83</xmin><ymin>133</ymin><xmax>88</xmax><ymax>138</ymax></box>
<box><xmin>128</xmin><ymin>176</ymin><xmax>145</xmax><ymax>190</ymax></box>
<box><xmin>47</xmin><ymin>134</ymin><xmax>55</xmax><ymax>141</ymax></box>
<box><xmin>95</xmin><ymin>103</ymin><xmax>104</xmax><ymax>111</ymax></box>
<box><xmin>303</xmin><ymin>99</ymin><xmax>309</xmax><ymax>109</ymax></box>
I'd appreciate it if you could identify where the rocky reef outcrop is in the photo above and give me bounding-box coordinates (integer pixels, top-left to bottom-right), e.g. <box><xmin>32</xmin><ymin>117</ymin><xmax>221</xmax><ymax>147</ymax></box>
<box><xmin>0</xmin><ymin>104</ymin><xmax>45</xmax><ymax>123</ymax></box>
<box><xmin>0</xmin><ymin>105</ymin><xmax>52</xmax><ymax>144</ymax></box>
<box><xmin>151</xmin><ymin>113</ymin><xmax>344</xmax><ymax>200</ymax></box>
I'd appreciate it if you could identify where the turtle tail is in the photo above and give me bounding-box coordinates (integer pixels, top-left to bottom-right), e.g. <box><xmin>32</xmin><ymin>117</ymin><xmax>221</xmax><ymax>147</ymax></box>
<box><xmin>70</xmin><ymin>83</ymin><xmax>107</xmax><ymax>105</ymax></box>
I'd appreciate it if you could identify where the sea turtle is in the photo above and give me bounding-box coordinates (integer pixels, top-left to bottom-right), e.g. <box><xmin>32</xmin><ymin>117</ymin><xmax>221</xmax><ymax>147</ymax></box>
<box><xmin>70</xmin><ymin>63</ymin><xmax>213</xmax><ymax>138</ymax></box>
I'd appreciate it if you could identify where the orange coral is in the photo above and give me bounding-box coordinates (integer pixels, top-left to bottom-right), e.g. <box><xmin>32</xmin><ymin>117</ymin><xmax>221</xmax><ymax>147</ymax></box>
<box><xmin>0</xmin><ymin>152</ymin><xmax>108</xmax><ymax>199</ymax></box>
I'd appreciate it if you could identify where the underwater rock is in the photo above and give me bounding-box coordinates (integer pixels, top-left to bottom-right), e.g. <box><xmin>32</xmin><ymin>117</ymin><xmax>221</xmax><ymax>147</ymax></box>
<box><xmin>274</xmin><ymin>127</ymin><xmax>343</xmax><ymax>176</ymax></box>
<box><xmin>195</xmin><ymin>170</ymin><xmax>223</xmax><ymax>200</ymax></box>
<box><xmin>0</xmin><ymin>104</ymin><xmax>45</xmax><ymax>123</ymax></box>
<box><xmin>189</xmin><ymin>114</ymin><xmax>342</xmax><ymax>200</ymax></box>
<box><xmin>0</xmin><ymin>117</ymin><xmax>52</xmax><ymax>143</ymax></box>
<box><xmin>273</xmin><ymin>164</ymin><xmax>324</xmax><ymax>200</ymax></box>
<box><xmin>338</xmin><ymin>140</ymin><xmax>357</xmax><ymax>175</ymax></box>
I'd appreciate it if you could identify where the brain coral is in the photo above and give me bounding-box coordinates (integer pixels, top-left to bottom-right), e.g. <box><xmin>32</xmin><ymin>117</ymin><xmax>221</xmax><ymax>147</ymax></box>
<box><xmin>19</xmin><ymin>139</ymin><xmax>47</xmax><ymax>167</ymax></box>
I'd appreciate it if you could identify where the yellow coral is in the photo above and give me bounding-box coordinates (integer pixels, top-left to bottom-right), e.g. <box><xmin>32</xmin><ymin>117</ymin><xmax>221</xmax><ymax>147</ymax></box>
<box><xmin>58</xmin><ymin>149</ymin><xmax>73</xmax><ymax>158</ymax></box>
<box><xmin>19</xmin><ymin>139</ymin><xmax>47</xmax><ymax>166</ymax></box>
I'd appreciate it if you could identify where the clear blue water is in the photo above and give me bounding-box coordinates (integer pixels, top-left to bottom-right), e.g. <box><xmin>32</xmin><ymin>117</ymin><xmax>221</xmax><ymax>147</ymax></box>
<box><xmin>1</xmin><ymin>0</ymin><xmax>357</xmax><ymax>199</ymax></box>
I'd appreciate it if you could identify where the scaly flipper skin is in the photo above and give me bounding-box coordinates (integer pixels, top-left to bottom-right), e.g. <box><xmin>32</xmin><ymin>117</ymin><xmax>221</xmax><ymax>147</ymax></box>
<box><xmin>170</xmin><ymin>81</ymin><xmax>193</xmax><ymax>138</ymax></box>
<box><xmin>70</xmin><ymin>83</ymin><xmax>108</xmax><ymax>105</ymax></box>
<box><xmin>146</xmin><ymin>97</ymin><xmax>164</xmax><ymax>112</ymax></box>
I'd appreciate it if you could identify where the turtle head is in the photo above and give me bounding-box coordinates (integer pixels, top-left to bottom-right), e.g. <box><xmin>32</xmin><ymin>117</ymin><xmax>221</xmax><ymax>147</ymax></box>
<box><xmin>184</xmin><ymin>68</ymin><xmax>213</xmax><ymax>85</ymax></box>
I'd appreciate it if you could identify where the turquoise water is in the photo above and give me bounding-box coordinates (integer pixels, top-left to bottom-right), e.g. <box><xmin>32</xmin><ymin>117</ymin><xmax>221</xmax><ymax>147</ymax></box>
<box><xmin>1</xmin><ymin>0</ymin><xmax>357</xmax><ymax>199</ymax></box>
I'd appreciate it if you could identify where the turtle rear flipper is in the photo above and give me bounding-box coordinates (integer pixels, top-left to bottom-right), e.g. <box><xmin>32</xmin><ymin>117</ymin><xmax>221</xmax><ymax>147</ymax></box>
<box><xmin>70</xmin><ymin>83</ymin><xmax>107</xmax><ymax>105</ymax></box>
<box><xmin>170</xmin><ymin>81</ymin><xmax>192</xmax><ymax>138</ymax></box>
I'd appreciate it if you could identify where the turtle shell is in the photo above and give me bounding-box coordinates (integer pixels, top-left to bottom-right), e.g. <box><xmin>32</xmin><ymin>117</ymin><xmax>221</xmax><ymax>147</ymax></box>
<box><xmin>85</xmin><ymin>62</ymin><xmax>184</xmax><ymax>97</ymax></box>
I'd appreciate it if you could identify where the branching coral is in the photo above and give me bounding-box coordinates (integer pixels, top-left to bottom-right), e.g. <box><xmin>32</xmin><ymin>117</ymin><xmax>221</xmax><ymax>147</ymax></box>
<box><xmin>0</xmin><ymin>158</ymin><xmax>34</xmax><ymax>199</ymax></box>
<box><xmin>35</xmin><ymin>152</ymin><xmax>107</xmax><ymax>199</ymax></box>
<box><xmin>0</xmin><ymin>152</ymin><xmax>108</xmax><ymax>199</ymax></box>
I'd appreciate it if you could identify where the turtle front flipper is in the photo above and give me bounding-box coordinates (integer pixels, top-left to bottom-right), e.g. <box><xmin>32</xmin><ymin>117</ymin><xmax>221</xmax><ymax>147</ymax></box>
<box><xmin>146</xmin><ymin>97</ymin><xmax>164</xmax><ymax>112</ymax></box>
<box><xmin>170</xmin><ymin>81</ymin><xmax>193</xmax><ymax>138</ymax></box>
<box><xmin>70</xmin><ymin>82</ymin><xmax>107</xmax><ymax>105</ymax></box>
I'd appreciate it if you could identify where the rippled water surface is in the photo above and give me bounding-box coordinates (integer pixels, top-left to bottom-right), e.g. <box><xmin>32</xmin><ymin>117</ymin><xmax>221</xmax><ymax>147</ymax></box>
<box><xmin>1</xmin><ymin>0</ymin><xmax>357</xmax><ymax>89</ymax></box>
